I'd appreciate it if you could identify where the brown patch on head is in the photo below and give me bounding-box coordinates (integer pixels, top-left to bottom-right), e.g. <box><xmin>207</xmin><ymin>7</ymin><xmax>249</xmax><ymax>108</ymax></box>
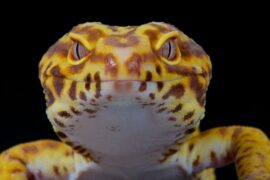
<box><xmin>105</xmin><ymin>55</ymin><xmax>118</xmax><ymax>76</ymax></box>
<box><xmin>219</xmin><ymin>127</ymin><xmax>228</xmax><ymax>136</ymax></box>
<box><xmin>144</xmin><ymin>29</ymin><xmax>159</xmax><ymax>44</ymax></box>
<box><xmin>68</xmin><ymin>62</ymin><xmax>86</xmax><ymax>74</ymax></box>
<box><xmin>138</xmin><ymin>82</ymin><xmax>147</xmax><ymax>92</ymax></box>
<box><xmin>157</xmin><ymin>81</ymin><xmax>164</xmax><ymax>92</ymax></box>
<box><xmin>150</xmin><ymin>23</ymin><xmax>170</xmax><ymax>33</ymax></box>
<box><xmin>7</xmin><ymin>156</ymin><xmax>26</xmax><ymax>166</ymax></box>
<box><xmin>58</xmin><ymin>111</ymin><xmax>72</xmax><ymax>118</ymax></box>
<box><xmin>22</xmin><ymin>145</ymin><xmax>38</xmax><ymax>154</ymax></box>
<box><xmin>10</xmin><ymin>168</ymin><xmax>22</xmax><ymax>173</ymax></box>
<box><xmin>126</xmin><ymin>54</ymin><xmax>142</xmax><ymax>76</ymax></box>
<box><xmin>53</xmin><ymin>77</ymin><xmax>64</xmax><ymax>96</ymax></box>
<box><xmin>162</xmin><ymin>84</ymin><xmax>185</xmax><ymax>100</ymax></box>
<box><xmin>43</xmin><ymin>85</ymin><xmax>55</xmax><ymax>106</ymax></box>
<box><xmin>26</xmin><ymin>171</ymin><xmax>35</xmax><ymax>180</ymax></box>
<box><xmin>189</xmin><ymin>76</ymin><xmax>206</xmax><ymax>106</ymax></box>
<box><xmin>233</xmin><ymin>127</ymin><xmax>243</xmax><ymax>138</ymax></box>
<box><xmin>79</xmin><ymin>91</ymin><xmax>87</xmax><ymax>101</ymax></box>
<box><xmin>185</xmin><ymin>128</ymin><xmax>196</xmax><ymax>135</ymax></box>
<box><xmin>94</xmin><ymin>72</ymin><xmax>102</xmax><ymax>98</ymax></box>
<box><xmin>179</xmin><ymin>39</ymin><xmax>206</xmax><ymax>58</ymax></box>
<box><xmin>68</xmin><ymin>81</ymin><xmax>77</xmax><ymax>100</ymax></box>
<box><xmin>184</xmin><ymin>111</ymin><xmax>194</xmax><ymax>121</ymax></box>
<box><xmin>87</xmin><ymin>28</ymin><xmax>104</xmax><ymax>42</ymax></box>
<box><xmin>50</xmin><ymin>66</ymin><xmax>65</xmax><ymax>78</ymax></box>
<box><xmin>54</xmin><ymin>118</ymin><xmax>65</xmax><ymax>127</ymax></box>
<box><xmin>84</xmin><ymin>73</ymin><xmax>91</xmax><ymax>91</ymax></box>
<box><xmin>105</xmin><ymin>34</ymin><xmax>139</xmax><ymax>47</ymax></box>
<box><xmin>46</xmin><ymin>41</ymin><xmax>71</xmax><ymax>58</ymax></box>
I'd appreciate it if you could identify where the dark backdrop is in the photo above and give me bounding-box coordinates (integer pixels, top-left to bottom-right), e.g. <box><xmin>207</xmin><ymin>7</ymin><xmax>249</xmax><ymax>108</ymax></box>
<box><xmin>1</xmin><ymin>3</ymin><xmax>269</xmax><ymax>179</ymax></box>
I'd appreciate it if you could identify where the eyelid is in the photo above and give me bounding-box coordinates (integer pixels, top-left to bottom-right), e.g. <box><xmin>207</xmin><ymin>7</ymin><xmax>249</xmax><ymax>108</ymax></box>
<box><xmin>155</xmin><ymin>31</ymin><xmax>180</xmax><ymax>50</ymax></box>
<box><xmin>68</xmin><ymin>33</ymin><xmax>91</xmax><ymax>50</ymax></box>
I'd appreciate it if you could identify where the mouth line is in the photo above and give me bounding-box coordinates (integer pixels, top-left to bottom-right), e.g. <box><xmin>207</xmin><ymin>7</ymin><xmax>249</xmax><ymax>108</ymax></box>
<box><xmin>47</xmin><ymin>76</ymin><xmax>184</xmax><ymax>83</ymax></box>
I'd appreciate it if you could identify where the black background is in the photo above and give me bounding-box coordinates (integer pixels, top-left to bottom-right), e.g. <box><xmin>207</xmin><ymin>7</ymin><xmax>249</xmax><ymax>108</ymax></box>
<box><xmin>0</xmin><ymin>3</ymin><xmax>269</xmax><ymax>179</ymax></box>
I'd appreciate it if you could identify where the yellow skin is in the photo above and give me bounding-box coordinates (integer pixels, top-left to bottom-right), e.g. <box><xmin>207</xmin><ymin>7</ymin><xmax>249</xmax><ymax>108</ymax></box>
<box><xmin>0</xmin><ymin>22</ymin><xmax>270</xmax><ymax>180</ymax></box>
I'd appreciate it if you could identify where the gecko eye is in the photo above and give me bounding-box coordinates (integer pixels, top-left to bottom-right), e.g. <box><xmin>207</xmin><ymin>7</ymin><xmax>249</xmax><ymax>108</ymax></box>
<box><xmin>72</xmin><ymin>42</ymin><xmax>90</xmax><ymax>60</ymax></box>
<box><xmin>160</xmin><ymin>39</ymin><xmax>177</xmax><ymax>60</ymax></box>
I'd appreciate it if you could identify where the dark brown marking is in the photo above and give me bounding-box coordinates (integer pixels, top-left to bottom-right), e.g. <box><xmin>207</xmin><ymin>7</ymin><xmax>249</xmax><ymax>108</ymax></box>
<box><xmin>50</xmin><ymin>66</ymin><xmax>65</xmax><ymax>77</ymax></box>
<box><xmin>126</xmin><ymin>54</ymin><xmax>142</xmax><ymax>76</ymax></box>
<box><xmin>139</xmin><ymin>82</ymin><xmax>147</xmax><ymax>92</ymax></box>
<box><xmin>53</xmin><ymin>166</ymin><xmax>60</xmax><ymax>176</ymax></box>
<box><xmin>70</xmin><ymin>107</ymin><xmax>81</xmax><ymax>115</ymax></box>
<box><xmin>105</xmin><ymin>55</ymin><xmax>118</xmax><ymax>76</ymax></box>
<box><xmin>179</xmin><ymin>39</ymin><xmax>206</xmax><ymax>58</ymax></box>
<box><xmin>168</xmin><ymin>117</ymin><xmax>176</xmax><ymax>121</ymax></box>
<box><xmin>46</xmin><ymin>41</ymin><xmax>71</xmax><ymax>58</ymax></box>
<box><xmin>233</xmin><ymin>127</ymin><xmax>243</xmax><ymax>139</ymax></box>
<box><xmin>219</xmin><ymin>127</ymin><xmax>228</xmax><ymax>136</ymax></box>
<box><xmin>189</xmin><ymin>76</ymin><xmax>206</xmax><ymax>106</ymax></box>
<box><xmin>22</xmin><ymin>145</ymin><xmax>38</xmax><ymax>153</ymax></box>
<box><xmin>26</xmin><ymin>171</ymin><xmax>35</xmax><ymax>180</ymax></box>
<box><xmin>54</xmin><ymin>118</ymin><xmax>65</xmax><ymax>127</ymax></box>
<box><xmin>56</xmin><ymin>131</ymin><xmax>67</xmax><ymax>138</ymax></box>
<box><xmin>87</xmin><ymin>29</ymin><xmax>104</xmax><ymax>41</ymax></box>
<box><xmin>192</xmin><ymin>155</ymin><xmax>200</xmax><ymax>167</ymax></box>
<box><xmin>149</xmin><ymin>93</ymin><xmax>155</xmax><ymax>100</ymax></box>
<box><xmin>79</xmin><ymin>91</ymin><xmax>87</xmax><ymax>101</ymax></box>
<box><xmin>171</xmin><ymin>104</ymin><xmax>182</xmax><ymax>113</ymax></box>
<box><xmin>43</xmin><ymin>85</ymin><xmax>55</xmax><ymax>106</ymax></box>
<box><xmin>158</xmin><ymin>103</ymin><xmax>165</xmax><ymax>107</ymax></box>
<box><xmin>157</xmin><ymin>81</ymin><xmax>164</xmax><ymax>92</ymax></box>
<box><xmin>8</xmin><ymin>156</ymin><xmax>26</xmax><ymax>165</ymax></box>
<box><xmin>11</xmin><ymin>168</ymin><xmax>22</xmax><ymax>173</ymax></box>
<box><xmin>144</xmin><ymin>29</ymin><xmax>159</xmax><ymax>44</ymax></box>
<box><xmin>159</xmin><ymin>148</ymin><xmax>177</xmax><ymax>163</ymax></box>
<box><xmin>68</xmin><ymin>62</ymin><xmax>86</xmax><ymax>74</ymax></box>
<box><xmin>156</xmin><ymin>65</ymin><xmax>162</xmax><ymax>76</ymax></box>
<box><xmin>94</xmin><ymin>72</ymin><xmax>102</xmax><ymax>98</ymax></box>
<box><xmin>37</xmin><ymin>170</ymin><xmax>43</xmax><ymax>178</ymax></box>
<box><xmin>106</xmin><ymin>95</ymin><xmax>112</xmax><ymax>101</ymax></box>
<box><xmin>145</xmin><ymin>71</ymin><xmax>152</xmax><ymax>81</ymax></box>
<box><xmin>68</xmin><ymin>81</ymin><xmax>77</xmax><ymax>100</ymax></box>
<box><xmin>58</xmin><ymin>111</ymin><xmax>72</xmax><ymax>118</ymax></box>
<box><xmin>162</xmin><ymin>84</ymin><xmax>185</xmax><ymax>100</ymax></box>
<box><xmin>184</xmin><ymin>111</ymin><xmax>194</xmax><ymax>121</ymax></box>
<box><xmin>189</xmin><ymin>143</ymin><xmax>194</xmax><ymax>152</ymax></box>
<box><xmin>85</xmin><ymin>73</ymin><xmax>91</xmax><ymax>91</ymax></box>
<box><xmin>185</xmin><ymin>128</ymin><xmax>196</xmax><ymax>135</ymax></box>
<box><xmin>157</xmin><ymin>107</ymin><xmax>167</xmax><ymax>113</ymax></box>
<box><xmin>53</xmin><ymin>77</ymin><xmax>64</xmax><ymax>96</ymax></box>
<box><xmin>105</xmin><ymin>34</ymin><xmax>139</xmax><ymax>47</ymax></box>
<box><xmin>210</xmin><ymin>151</ymin><xmax>218</xmax><ymax>164</ymax></box>
<box><xmin>84</xmin><ymin>108</ymin><xmax>96</xmax><ymax>114</ymax></box>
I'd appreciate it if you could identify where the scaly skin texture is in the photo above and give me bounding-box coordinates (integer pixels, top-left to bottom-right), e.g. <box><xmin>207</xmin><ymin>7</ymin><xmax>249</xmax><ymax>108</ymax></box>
<box><xmin>1</xmin><ymin>22</ymin><xmax>270</xmax><ymax>179</ymax></box>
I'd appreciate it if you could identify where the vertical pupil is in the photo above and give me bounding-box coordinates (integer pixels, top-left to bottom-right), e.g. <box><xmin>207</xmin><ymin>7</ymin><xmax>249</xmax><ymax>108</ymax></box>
<box><xmin>167</xmin><ymin>41</ymin><xmax>172</xmax><ymax>59</ymax></box>
<box><xmin>76</xmin><ymin>42</ymin><xmax>81</xmax><ymax>59</ymax></box>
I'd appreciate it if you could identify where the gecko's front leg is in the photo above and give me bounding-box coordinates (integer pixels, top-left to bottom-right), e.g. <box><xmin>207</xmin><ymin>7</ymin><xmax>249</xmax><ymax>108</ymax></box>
<box><xmin>166</xmin><ymin>126</ymin><xmax>270</xmax><ymax>180</ymax></box>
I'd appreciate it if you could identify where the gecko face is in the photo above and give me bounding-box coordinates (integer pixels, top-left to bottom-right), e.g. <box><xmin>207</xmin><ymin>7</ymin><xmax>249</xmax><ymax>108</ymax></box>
<box><xmin>39</xmin><ymin>22</ymin><xmax>212</xmax><ymax>159</ymax></box>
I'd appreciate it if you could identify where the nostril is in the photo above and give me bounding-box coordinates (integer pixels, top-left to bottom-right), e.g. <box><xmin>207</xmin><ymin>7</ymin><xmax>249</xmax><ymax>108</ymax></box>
<box><xmin>126</xmin><ymin>54</ymin><xmax>142</xmax><ymax>76</ymax></box>
<box><xmin>105</xmin><ymin>55</ymin><xmax>118</xmax><ymax>76</ymax></box>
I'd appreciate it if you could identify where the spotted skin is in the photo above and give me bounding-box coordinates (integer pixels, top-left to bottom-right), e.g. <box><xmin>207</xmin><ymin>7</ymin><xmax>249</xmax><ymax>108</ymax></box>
<box><xmin>1</xmin><ymin>22</ymin><xmax>269</xmax><ymax>180</ymax></box>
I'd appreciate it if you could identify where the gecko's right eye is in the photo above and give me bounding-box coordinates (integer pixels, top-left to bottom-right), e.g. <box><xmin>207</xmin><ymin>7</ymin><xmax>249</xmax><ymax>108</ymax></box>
<box><xmin>72</xmin><ymin>42</ymin><xmax>90</xmax><ymax>60</ymax></box>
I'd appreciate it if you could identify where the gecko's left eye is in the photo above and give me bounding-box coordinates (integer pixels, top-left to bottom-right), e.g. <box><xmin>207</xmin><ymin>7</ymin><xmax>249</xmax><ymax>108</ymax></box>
<box><xmin>160</xmin><ymin>39</ymin><xmax>177</xmax><ymax>60</ymax></box>
<box><xmin>72</xmin><ymin>42</ymin><xmax>90</xmax><ymax>60</ymax></box>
